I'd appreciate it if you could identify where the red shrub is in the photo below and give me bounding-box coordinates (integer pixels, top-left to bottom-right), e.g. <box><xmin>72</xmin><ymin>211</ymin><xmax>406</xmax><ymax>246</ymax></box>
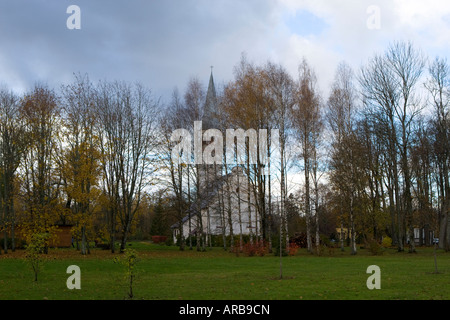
<box><xmin>243</xmin><ymin>240</ymin><xmax>268</xmax><ymax>257</ymax></box>
<box><xmin>287</xmin><ymin>243</ymin><xmax>300</xmax><ymax>256</ymax></box>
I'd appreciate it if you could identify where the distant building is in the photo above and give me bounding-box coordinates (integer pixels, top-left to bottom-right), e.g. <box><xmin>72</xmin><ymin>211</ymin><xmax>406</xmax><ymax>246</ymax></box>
<box><xmin>13</xmin><ymin>224</ymin><xmax>73</xmax><ymax>248</ymax></box>
<box><xmin>336</xmin><ymin>227</ymin><xmax>351</xmax><ymax>240</ymax></box>
<box><xmin>409</xmin><ymin>227</ymin><xmax>436</xmax><ymax>246</ymax></box>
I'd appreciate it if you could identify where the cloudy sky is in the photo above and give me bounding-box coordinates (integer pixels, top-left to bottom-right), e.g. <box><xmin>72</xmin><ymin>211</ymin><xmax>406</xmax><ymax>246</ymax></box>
<box><xmin>1</xmin><ymin>0</ymin><xmax>449</xmax><ymax>103</ymax></box>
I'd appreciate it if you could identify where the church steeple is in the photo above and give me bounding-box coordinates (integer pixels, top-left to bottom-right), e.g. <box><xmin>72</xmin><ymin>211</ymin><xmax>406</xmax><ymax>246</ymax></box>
<box><xmin>203</xmin><ymin>67</ymin><xmax>218</xmax><ymax>130</ymax></box>
<box><xmin>199</xmin><ymin>68</ymin><xmax>222</xmax><ymax>191</ymax></box>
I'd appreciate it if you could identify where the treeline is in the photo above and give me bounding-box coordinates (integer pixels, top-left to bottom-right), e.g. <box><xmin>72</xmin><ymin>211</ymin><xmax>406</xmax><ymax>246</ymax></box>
<box><xmin>0</xmin><ymin>40</ymin><xmax>448</xmax><ymax>255</ymax></box>
<box><xmin>160</xmin><ymin>41</ymin><xmax>449</xmax><ymax>254</ymax></box>
<box><xmin>0</xmin><ymin>75</ymin><xmax>160</xmax><ymax>254</ymax></box>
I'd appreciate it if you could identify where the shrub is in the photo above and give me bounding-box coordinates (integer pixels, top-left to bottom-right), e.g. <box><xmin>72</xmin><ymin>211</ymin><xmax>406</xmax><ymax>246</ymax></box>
<box><xmin>314</xmin><ymin>244</ymin><xmax>325</xmax><ymax>256</ymax></box>
<box><xmin>243</xmin><ymin>240</ymin><xmax>268</xmax><ymax>257</ymax></box>
<box><xmin>320</xmin><ymin>235</ymin><xmax>331</xmax><ymax>247</ymax></box>
<box><xmin>366</xmin><ymin>239</ymin><xmax>384</xmax><ymax>256</ymax></box>
<box><xmin>289</xmin><ymin>233</ymin><xmax>308</xmax><ymax>248</ymax></box>
<box><xmin>382</xmin><ymin>236</ymin><xmax>393</xmax><ymax>248</ymax></box>
<box><xmin>288</xmin><ymin>243</ymin><xmax>300</xmax><ymax>256</ymax></box>
<box><xmin>211</xmin><ymin>234</ymin><xmax>251</xmax><ymax>248</ymax></box>
<box><xmin>165</xmin><ymin>237</ymin><xmax>173</xmax><ymax>246</ymax></box>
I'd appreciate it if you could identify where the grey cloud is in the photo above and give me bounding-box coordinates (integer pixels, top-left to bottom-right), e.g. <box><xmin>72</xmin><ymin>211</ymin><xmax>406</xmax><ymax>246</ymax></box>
<box><xmin>0</xmin><ymin>0</ymin><xmax>279</xmax><ymax>101</ymax></box>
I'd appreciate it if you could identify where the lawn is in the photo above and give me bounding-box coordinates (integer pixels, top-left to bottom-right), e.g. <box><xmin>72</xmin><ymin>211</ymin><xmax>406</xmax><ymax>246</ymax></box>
<box><xmin>0</xmin><ymin>242</ymin><xmax>449</xmax><ymax>300</ymax></box>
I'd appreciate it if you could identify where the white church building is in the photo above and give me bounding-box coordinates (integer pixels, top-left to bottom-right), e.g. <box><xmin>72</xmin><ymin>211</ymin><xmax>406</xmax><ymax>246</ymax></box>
<box><xmin>171</xmin><ymin>71</ymin><xmax>258</xmax><ymax>244</ymax></box>
<box><xmin>172</xmin><ymin>166</ymin><xmax>258</xmax><ymax>244</ymax></box>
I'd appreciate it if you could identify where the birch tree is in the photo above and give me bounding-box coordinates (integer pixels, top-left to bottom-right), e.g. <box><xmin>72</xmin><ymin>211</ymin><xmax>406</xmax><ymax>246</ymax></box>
<box><xmin>263</xmin><ymin>62</ymin><xmax>295</xmax><ymax>252</ymax></box>
<box><xmin>327</xmin><ymin>62</ymin><xmax>359</xmax><ymax>254</ymax></box>
<box><xmin>292</xmin><ymin>59</ymin><xmax>322</xmax><ymax>253</ymax></box>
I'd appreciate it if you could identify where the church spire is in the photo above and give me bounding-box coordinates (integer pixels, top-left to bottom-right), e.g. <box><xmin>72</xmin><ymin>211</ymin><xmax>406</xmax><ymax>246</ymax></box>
<box><xmin>203</xmin><ymin>67</ymin><xmax>218</xmax><ymax>130</ymax></box>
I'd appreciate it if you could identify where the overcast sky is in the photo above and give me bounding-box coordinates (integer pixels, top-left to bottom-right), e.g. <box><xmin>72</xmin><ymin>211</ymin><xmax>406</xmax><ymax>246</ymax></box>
<box><xmin>1</xmin><ymin>0</ymin><xmax>449</xmax><ymax>104</ymax></box>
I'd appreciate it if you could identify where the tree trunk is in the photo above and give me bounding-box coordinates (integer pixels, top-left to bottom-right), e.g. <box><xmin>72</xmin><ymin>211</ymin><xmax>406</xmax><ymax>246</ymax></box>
<box><xmin>81</xmin><ymin>226</ymin><xmax>87</xmax><ymax>255</ymax></box>
<box><xmin>350</xmin><ymin>193</ymin><xmax>357</xmax><ymax>255</ymax></box>
<box><xmin>188</xmin><ymin>165</ymin><xmax>192</xmax><ymax>250</ymax></box>
<box><xmin>110</xmin><ymin>208</ymin><xmax>116</xmax><ymax>253</ymax></box>
<box><xmin>304</xmin><ymin>153</ymin><xmax>312</xmax><ymax>253</ymax></box>
<box><xmin>267</xmin><ymin>153</ymin><xmax>273</xmax><ymax>253</ymax></box>
<box><xmin>247</xmin><ymin>149</ymin><xmax>253</xmax><ymax>245</ymax></box>
<box><xmin>314</xmin><ymin>185</ymin><xmax>320</xmax><ymax>254</ymax></box>
<box><xmin>313</xmin><ymin>151</ymin><xmax>320</xmax><ymax>254</ymax></box>
<box><xmin>11</xmin><ymin>220</ymin><xmax>15</xmax><ymax>252</ymax></box>
<box><xmin>120</xmin><ymin>219</ymin><xmax>132</xmax><ymax>253</ymax></box>
<box><xmin>226</xmin><ymin>175</ymin><xmax>234</xmax><ymax>250</ymax></box>
<box><xmin>236</xmin><ymin>172</ymin><xmax>243</xmax><ymax>252</ymax></box>
<box><xmin>440</xmin><ymin>211</ymin><xmax>449</xmax><ymax>251</ymax></box>
<box><xmin>3</xmin><ymin>230</ymin><xmax>7</xmax><ymax>254</ymax></box>
<box><xmin>219</xmin><ymin>185</ymin><xmax>227</xmax><ymax>251</ymax></box>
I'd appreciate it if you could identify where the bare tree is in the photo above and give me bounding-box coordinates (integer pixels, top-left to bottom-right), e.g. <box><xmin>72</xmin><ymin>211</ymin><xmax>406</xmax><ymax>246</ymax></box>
<box><xmin>263</xmin><ymin>61</ymin><xmax>295</xmax><ymax>252</ymax></box>
<box><xmin>183</xmin><ymin>78</ymin><xmax>207</xmax><ymax>251</ymax></box>
<box><xmin>159</xmin><ymin>88</ymin><xmax>188</xmax><ymax>251</ymax></box>
<box><xmin>96</xmin><ymin>81</ymin><xmax>159</xmax><ymax>253</ymax></box>
<box><xmin>0</xmin><ymin>88</ymin><xmax>26</xmax><ymax>253</ymax></box>
<box><xmin>292</xmin><ymin>59</ymin><xmax>322</xmax><ymax>253</ymax></box>
<box><xmin>360</xmin><ymin>41</ymin><xmax>425</xmax><ymax>252</ymax></box>
<box><xmin>327</xmin><ymin>62</ymin><xmax>359</xmax><ymax>254</ymax></box>
<box><xmin>425</xmin><ymin>57</ymin><xmax>450</xmax><ymax>250</ymax></box>
<box><xmin>95</xmin><ymin>81</ymin><xmax>120</xmax><ymax>253</ymax></box>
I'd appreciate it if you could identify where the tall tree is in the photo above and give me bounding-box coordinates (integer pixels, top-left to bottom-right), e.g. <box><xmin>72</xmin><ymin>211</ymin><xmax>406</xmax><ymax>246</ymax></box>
<box><xmin>263</xmin><ymin>61</ymin><xmax>295</xmax><ymax>252</ymax></box>
<box><xmin>0</xmin><ymin>88</ymin><xmax>26</xmax><ymax>253</ymax></box>
<box><xmin>292</xmin><ymin>59</ymin><xmax>322</xmax><ymax>253</ymax></box>
<box><xmin>184</xmin><ymin>78</ymin><xmax>208</xmax><ymax>251</ymax></box>
<box><xmin>159</xmin><ymin>88</ymin><xmax>188</xmax><ymax>251</ymax></box>
<box><xmin>96</xmin><ymin>81</ymin><xmax>159</xmax><ymax>253</ymax></box>
<box><xmin>360</xmin><ymin>41</ymin><xmax>425</xmax><ymax>252</ymax></box>
<box><xmin>327</xmin><ymin>62</ymin><xmax>361</xmax><ymax>254</ymax></box>
<box><xmin>19</xmin><ymin>84</ymin><xmax>62</xmax><ymax>252</ymax></box>
<box><xmin>95</xmin><ymin>81</ymin><xmax>120</xmax><ymax>253</ymax></box>
<box><xmin>425</xmin><ymin>57</ymin><xmax>450</xmax><ymax>250</ymax></box>
<box><xmin>222</xmin><ymin>58</ymin><xmax>267</xmax><ymax>244</ymax></box>
<box><xmin>60</xmin><ymin>74</ymin><xmax>101</xmax><ymax>255</ymax></box>
<box><xmin>410</xmin><ymin>120</ymin><xmax>435</xmax><ymax>246</ymax></box>
<box><xmin>387</xmin><ymin>42</ymin><xmax>425</xmax><ymax>253</ymax></box>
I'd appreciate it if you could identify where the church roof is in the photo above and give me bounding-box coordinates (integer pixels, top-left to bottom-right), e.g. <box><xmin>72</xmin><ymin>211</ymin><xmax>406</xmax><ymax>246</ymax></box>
<box><xmin>192</xmin><ymin>174</ymin><xmax>227</xmax><ymax>211</ymax></box>
<box><xmin>202</xmin><ymin>69</ymin><xmax>219</xmax><ymax>130</ymax></box>
<box><xmin>170</xmin><ymin>171</ymin><xmax>232</xmax><ymax>229</ymax></box>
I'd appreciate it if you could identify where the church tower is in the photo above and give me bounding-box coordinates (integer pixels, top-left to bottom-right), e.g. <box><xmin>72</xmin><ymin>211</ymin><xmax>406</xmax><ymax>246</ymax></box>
<box><xmin>203</xmin><ymin>68</ymin><xmax>219</xmax><ymax>130</ymax></box>
<box><xmin>199</xmin><ymin>68</ymin><xmax>222</xmax><ymax>191</ymax></box>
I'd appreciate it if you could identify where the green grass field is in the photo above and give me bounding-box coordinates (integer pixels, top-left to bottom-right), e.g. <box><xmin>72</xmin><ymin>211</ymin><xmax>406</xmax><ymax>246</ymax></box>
<box><xmin>0</xmin><ymin>242</ymin><xmax>449</xmax><ymax>300</ymax></box>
